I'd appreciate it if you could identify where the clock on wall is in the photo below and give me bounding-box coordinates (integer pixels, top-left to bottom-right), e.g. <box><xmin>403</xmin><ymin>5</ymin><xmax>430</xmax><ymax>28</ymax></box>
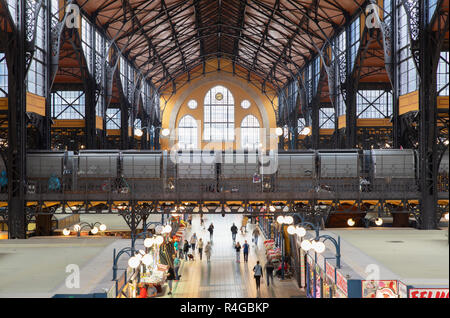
<box><xmin>215</xmin><ymin>92</ymin><xmax>223</xmax><ymax>101</ymax></box>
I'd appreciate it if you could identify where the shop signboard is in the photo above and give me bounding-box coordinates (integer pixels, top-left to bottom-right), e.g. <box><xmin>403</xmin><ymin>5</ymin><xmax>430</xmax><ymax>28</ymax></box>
<box><xmin>362</xmin><ymin>280</ymin><xmax>398</xmax><ymax>298</ymax></box>
<box><xmin>398</xmin><ymin>281</ymin><xmax>408</xmax><ymax>298</ymax></box>
<box><xmin>315</xmin><ymin>265</ymin><xmax>322</xmax><ymax>298</ymax></box>
<box><xmin>325</xmin><ymin>261</ymin><xmax>336</xmax><ymax>283</ymax></box>
<box><xmin>336</xmin><ymin>271</ymin><xmax>348</xmax><ymax>296</ymax></box>
<box><xmin>409</xmin><ymin>288</ymin><xmax>449</xmax><ymax>298</ymax></box>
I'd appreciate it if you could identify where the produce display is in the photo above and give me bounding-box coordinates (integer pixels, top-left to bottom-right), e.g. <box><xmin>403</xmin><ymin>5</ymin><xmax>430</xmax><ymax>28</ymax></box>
<box><xmin>263</xmin><ymin>239</ymin><xmax>282</xmax><ymax>264</ymax></box>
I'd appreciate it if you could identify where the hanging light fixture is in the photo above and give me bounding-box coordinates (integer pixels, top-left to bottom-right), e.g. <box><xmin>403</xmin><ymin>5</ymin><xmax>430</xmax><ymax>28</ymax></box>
<box><xmin>374</xmin><ymin>218</ymin><xmax>383</xmax><ymax>226</ymax></box>
<box><xmin>284</xmin><ymin>216</ymin><xmax>294</xmax><ymax>224</ymax></box>
<box><xmin>296</xmin><ymin>226</ymin><xmax>306</xmax><ymax>237</ymax></box>
<box><xmin>128</xmin><ymin>256</ymin><xmax>140</xmax><ymax>269</ymax></box>
<box><xmin>144</xmin><ymin>237</ymin><xmax>154</xmax><ymax>248</ymax></box>
<box><xmin>300</xmin><ymin>240</ymin><xmax>312</xmax><ymax>251</ymax></box>
<box><xmin>90</xmin><ymin>226</ymin><xmax>99</xmax><ymax>235</ymax></box>
<box><xmin>277</xmin><ymin>215</ymin><xmax>285</xmax><ymax>224</ymax></box>
<box><xmin>314</xmin><ymin>241</ymin><xmax>326</xmax><ymax>253</ymax></box>
<box><xmin>287</xmin><ymin>225</ymin><xmax>296</xmax><ymax>235</ymax></box>
<box><xmin>142</xmin><ymin>254</ymin><xmax>153</xmax><ymax>266</ymax></box>
<box><xmin>155</xmin><ymin>235</ymin><xmax>164</xmax><ymax>245</ymax></box>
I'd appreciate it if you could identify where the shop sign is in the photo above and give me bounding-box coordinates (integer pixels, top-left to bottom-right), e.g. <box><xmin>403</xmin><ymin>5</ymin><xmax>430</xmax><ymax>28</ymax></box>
<box><xmin>325</xmin><ymin>262</ymin><xmax>336</xmax><ymax>283</ymax></box>
<box><xmin>315</xmin><ymin>265</ymin><xmax>322</xmax><ymax>279</ymax></box>
<box><xmin>398</xmin><ymin>281</ymin><xmax>408</xmax><ymax>298</ymax></box>
<box><xmin>315</xmin><ymin>274</ymin><xmax>321</xmax><ymax>298</ymax></box>
<box><xmin>409</xmin><ymin>288</ymin><xmax>449</xmax><ymax>298</ymax></box>
<box><xmin>362</xmin><ymin>280</ymin><xmax>398</xmax><ymax>298</ymax></box>
<box><xmin>336</xmin><ymin>271</ymin><xmax>348</xmax><ymax>296</ymax></box>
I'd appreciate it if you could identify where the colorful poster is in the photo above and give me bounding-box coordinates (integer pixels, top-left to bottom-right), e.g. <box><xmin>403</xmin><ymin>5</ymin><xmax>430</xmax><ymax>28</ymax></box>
<box><xmin>336</xmin><ymin>271</ymin><xmax>348</xmax><ymax>296</ymax></box>
<box><xmin>325</xmin><ymin>261</ymin><xmax>335</xmax><ymax>283</ymax></box>
<box><xmin>362</xmin><ymin>280</ymin><xmax>398</xmax><ymax>298</ymax></box>
<box><xmin>315</xmin><ymin>265</ymin><xmax>321</xmax><ymax>298</ymax></box>
<box><xmin>409</xmin><ymin>288</ymin><xmax>449</xmax><ymax>298</ymax></box>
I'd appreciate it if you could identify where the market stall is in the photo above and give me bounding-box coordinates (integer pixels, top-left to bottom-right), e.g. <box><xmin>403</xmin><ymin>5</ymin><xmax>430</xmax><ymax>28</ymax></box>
<box><xmin>263</xmin><ymin>239</ymin><xmax>282</xmax><ymax>267</ymax></box>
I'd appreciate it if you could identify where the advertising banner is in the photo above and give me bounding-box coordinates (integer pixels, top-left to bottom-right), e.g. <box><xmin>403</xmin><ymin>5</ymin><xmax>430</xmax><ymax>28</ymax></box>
<box><xmin>362</xmin><ymin>280</ymin><xmax>398</xmax><ymax>298</ymax></box>
<box><xmin>409</xmin><ymin>288</ymin><xmax>449</xmax><ymax>298</ymax></box>
<box><xmin>336</xmin><ymin>271</ymin><xmax>348</xmax><ymax>296</ymax></box>
<box><xmin>325</xmin><ymin>261</ymin><xmax>336</xmax><ymax>283</ymax></box>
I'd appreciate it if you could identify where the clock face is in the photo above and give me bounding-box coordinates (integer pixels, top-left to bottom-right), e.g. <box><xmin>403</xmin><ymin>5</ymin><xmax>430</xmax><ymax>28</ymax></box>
<box><xmin>215</xmin><ymin>92</ymin><xmax>223</xmax><ymax>101</ymax></box>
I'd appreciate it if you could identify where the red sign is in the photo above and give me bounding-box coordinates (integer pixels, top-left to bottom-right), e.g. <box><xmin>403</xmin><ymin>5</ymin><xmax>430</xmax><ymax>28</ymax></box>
<box><xmin>409</xmin><ymin>288</ymin><xmax>449</xmax><ymax>298</ymax></box>
<box><xmin>336</xmin><ymin>271</ymin><xmax>348</xmax><ymax>296</ymax></box>
<box><xmin>325</xmin><ymin>262</ymin><xmax>335</xmax><ymax>283</ymax></box>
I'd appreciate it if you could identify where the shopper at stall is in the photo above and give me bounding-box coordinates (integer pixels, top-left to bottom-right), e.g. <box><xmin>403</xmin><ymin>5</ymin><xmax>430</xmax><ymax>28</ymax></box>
<box><xmin>166</xmin><ymin>266</ymin><xmax>175</xmax><ymax>296</ymax></box>
<box><xmin>182</xmin><ymin>239</ymin><xmax>190</xmax><ymax>261</ymax></box>
<box><xmin>173</xmin><ymin>254</ymin><xmax>181</xmax><ymax>281</ymax></box>
<box><xmin>276</xmin><ymin>262</ymin><xmax>290</xmax><ymax>278</ymax></box>
<box><xmin>252</xmin><ymin>227</ymin><xmax>261</xmax><ymax>246</ymax></box>
<box><xmin>253</xmin><ymin>261</ymin><xmax>263</xmax><ymax>292</ymax></box>
<box><xmin>198</xmin><ymin>238</ymin><xmax>204</xmax><ymax>260</ymax></box>
<box><xmin>243</xmin><ymin>240</ymin><xmax>250</xmax><ymax>263</ymax></box>
<box><xmin>204</xmin><ymin>241</ymin><xmax>212</xmax><ymax>262</ymax></box>
<box><xmin>190</xmin><ymin>233</ymin><xmax>198</xmax><ymax>253</ymax></box>
<box><xmin>235</xmin><ymin>242</ymin><xmax>242</xmax><ymax>262</ymax></box>
<box><xmin>230</xmin><ymin>223</ymin><xmax>238</xmax><ymax>243</ymax></box>
<box><xmin>264</xmin><ymin>261</ymin><xmax>275</xmax><ymax>286</ymax></box>
<box><xmin>208</xmin><ymin>223</ymin><xmax>214</xmax><ymax>241</ymax></box>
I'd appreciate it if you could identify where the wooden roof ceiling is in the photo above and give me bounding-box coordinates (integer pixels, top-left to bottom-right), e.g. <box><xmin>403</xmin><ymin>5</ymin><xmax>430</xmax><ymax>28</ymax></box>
<box><xmin>78</xmin><ymin>0</ymin><xmax>365</xmax><ymax>91</ymax></box>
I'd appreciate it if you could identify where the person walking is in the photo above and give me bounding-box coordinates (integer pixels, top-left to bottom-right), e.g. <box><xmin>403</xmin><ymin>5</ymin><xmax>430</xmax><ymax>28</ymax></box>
<box><xmin>173</xmin><ymin>254</ymin><xmax>181</xmax><ymax>281</ymax></box>
<box><xmin>166</xmin><ymin>265</ymin><xmax>175</xmax><ymax>295</ymax></box>
<box><xmin>204</xmin><ymin>241</ymin><xmax>212</xmax><ymax>263</ymax></box>
<box><xmin>208</xmin><ymin>223</ymin><xmax>214</xmax><ymax>241</ymax></box>
<box><xmin>243</xmin><ymin>240</ymin><xmax>250</xmax><ymax>263</ymax></box>
<box><xmin>190</xmin><ymin>233</ymin><xmax>197</xmax><ymax>253</ymax></box>
<box><xmin>198</xmin><ymin>238</ymin><xmax>204</xmax><ymax>260</ymax></box>
<box><xmin>182</xmin><ymin>239</ymin><xmax>190</xmax><ymax>261</ymax></box>
<box><xmin>230</xmin><ymin>223</ymin><xmax>238</xmax><ymax>244</ymax></box>
<box><xmin>235</xmin><ymin>242</ymin><xmax>242</xmax><ymax>263</ymax></box>
<box><xmin>253</xmin><ymin>261</ymin><xmax>263</xmax><ymax>292</ymax></box>
<box><xmin>264</xmin><ymin>261</ymin><xmax>275</xmax><ymax>286</ymax></box>
<box><xmin>252</xmin><ymin>227</ymin><xmax>261</xmax><ymax>246</ymax></box>
<box><xmin>241</xmin><ymin>216</ymin><xmax>248</xmax><ymax>234</ymax></box>
<box><xmin>200</xmin><ymin>214</ymin><xmax>205</xmax><ymax>229</ymax></box>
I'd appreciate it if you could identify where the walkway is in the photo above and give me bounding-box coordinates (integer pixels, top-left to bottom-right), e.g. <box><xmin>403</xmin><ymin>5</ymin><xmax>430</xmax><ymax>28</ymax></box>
<box><xmin>161</xmin><ymin>214</ymin><xmax>305</xmax><ymax>298</ymax></box>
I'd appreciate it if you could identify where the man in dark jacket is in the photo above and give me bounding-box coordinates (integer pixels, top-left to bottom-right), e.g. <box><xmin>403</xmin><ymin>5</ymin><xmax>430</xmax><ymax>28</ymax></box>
<box><xmin>230</xmin><ymin>223</ymin><xmax>238</xmax><ymax>243</ymax></box>
<box><xmin>208</xmin><ymin>223</ymin><xmax>214</xmax><ymax>241</ymax></box>
<box><xmin>182</xmin><ymin>240</ymin><xmax>190</xmax><ymax>261</ymax></box>
<box><xmin>265</xmin><ymin>261</ymin><xmax>275</xmax><ymax>286</ymax></box>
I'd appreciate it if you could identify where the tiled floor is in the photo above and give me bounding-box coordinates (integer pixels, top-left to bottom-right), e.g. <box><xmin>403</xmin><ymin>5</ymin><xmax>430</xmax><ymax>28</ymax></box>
<box><xmin>161</xmin><ymin>214</ymin><xmax>305</xmax><ymax>298</ymax></box>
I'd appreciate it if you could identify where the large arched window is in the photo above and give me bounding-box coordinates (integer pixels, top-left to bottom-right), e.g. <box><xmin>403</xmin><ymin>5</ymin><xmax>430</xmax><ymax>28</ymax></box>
<box><xmin>240</xmin><ymin>115</ymin><xmax>260</xmax><ymax>150</ymax></box>
<box><xmin>204</xmin><ymin>85</ymin><xmax>235</xmax><ymax>141</ymax></box>
<box><xmin>178</xmin><ymin>115</ymin><xmax>198</xmax><ymax>149</ymax></box>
